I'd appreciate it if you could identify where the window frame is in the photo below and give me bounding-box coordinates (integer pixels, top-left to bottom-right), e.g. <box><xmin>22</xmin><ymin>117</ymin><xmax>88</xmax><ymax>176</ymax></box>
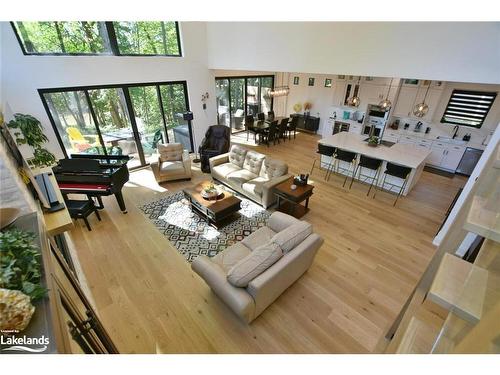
<box><xmin>214</xmin><ymin>75</ymin><xmax>275</xmax><ymax>131</ymax></box>
<box><xmin>11</xmin><ymin>21</ymin><xmax>182</xmax><ymax>57</ymax></box>
<box><xmin>38</xmin><ymin>80</ymin><xmax>192</xmax><ymax>169</ymax></box>
<box><xmin>440</xmin><ymin>89</ymin><xmax>497</xmax><ymax>129</ymax></box>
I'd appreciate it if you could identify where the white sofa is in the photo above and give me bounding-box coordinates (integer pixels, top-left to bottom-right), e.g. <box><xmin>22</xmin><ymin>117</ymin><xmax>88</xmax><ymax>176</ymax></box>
<box><xmin>192</xmin><ymin>212</ymin><xmax>323</xmax><ymax>323</ymax></box>
<box><xmin>209</xmin><ymin>145</ymin><xmax>290</xmax><ymax>208</ymax></box>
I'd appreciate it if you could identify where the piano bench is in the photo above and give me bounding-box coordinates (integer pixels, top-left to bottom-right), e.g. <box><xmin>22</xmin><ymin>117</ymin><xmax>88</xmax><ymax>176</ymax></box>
<box><xmin>66</xmin><ymin>198</ymin><xmax>101</xmax><ymax>231</ymax></box>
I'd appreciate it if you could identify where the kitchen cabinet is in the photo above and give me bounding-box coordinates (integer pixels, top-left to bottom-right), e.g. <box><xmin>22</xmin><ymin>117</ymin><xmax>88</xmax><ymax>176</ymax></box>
<box><xmin>393</xmin><ymin>86</ymin><xmax>418</xmax><ymax>117</ymax></box>
<box><xmin>427</xmin><ymin>143</ymin><xmax>465</xmax><ymax>171</ymax></box>
<box><xmin>428</xmin><ymin>145</ymin><xmax>447</xmax><ymax>166</ymax></box>
<box><xmin>333</xmin><ymin>81</ymin><xmax>347</xmax><ymax>106</ymax></box>
<box><xmin>441</xmin><ymin>146</ymin><xmax>466</xmax><ymax>171</ymax></box>
<box><xmin>413</xmin><ymin>87</ymin><xmax>443</xmax><ymax>121</ymax></box>
<box><xmin>393</xmin><ymin>83</ymin><xmax>443</xmax><ymax>121</ymax></box>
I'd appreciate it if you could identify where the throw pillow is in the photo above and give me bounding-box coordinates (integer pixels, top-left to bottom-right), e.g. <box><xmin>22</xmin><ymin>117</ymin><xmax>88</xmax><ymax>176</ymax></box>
<box><xmin>271</xmin><ymin>221</ymin><xmax>312</xmax><ymax>253</ymax></box>
<box><xmin>226</xmin><ymin>242</ymin><xmax>283</xmax><ymax>287</ymax></box>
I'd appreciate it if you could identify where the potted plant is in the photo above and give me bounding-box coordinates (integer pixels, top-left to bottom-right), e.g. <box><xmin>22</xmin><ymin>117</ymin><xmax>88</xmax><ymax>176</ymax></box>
<box><xmin>367</xmin><ymin>136</ymin><xmax>379</xmax><ymax>147</ymax></box>
<box><xmin>7</xmin><ymin>113</ymin><xmax>57</xmax><ymax>168</ymax></box>
<box><xmin>0</xmin><ymin>228</ymin><xmax>48</xmax><ymax>332</ymax></box>
<box><xmin>201</xmin><ymin>182</ymin><xmax>220</xmax><ymax>200</ymax></box>
<box><xmin>304</xmin><ymin>102</ymin><xmax>312</xmax><ymax>116</ymax></box>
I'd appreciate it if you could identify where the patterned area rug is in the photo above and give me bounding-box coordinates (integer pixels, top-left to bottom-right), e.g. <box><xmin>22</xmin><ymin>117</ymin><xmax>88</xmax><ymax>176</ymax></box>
<box><xmin>140</xmin><ymin>186</ymin><xmax>270</xmax><ymax>262</ymax></box>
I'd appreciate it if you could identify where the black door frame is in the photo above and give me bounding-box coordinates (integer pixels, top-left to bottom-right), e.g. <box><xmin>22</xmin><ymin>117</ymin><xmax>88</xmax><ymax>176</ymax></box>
<box><xmin>215</xmin><ymin>75</ymin><xmax>274</xmax><ymax>132</ymax></box>
<box><xmin>38</xmin><ymin>80</ymin><xmax>192</xmax><ymax>169</ymax></box>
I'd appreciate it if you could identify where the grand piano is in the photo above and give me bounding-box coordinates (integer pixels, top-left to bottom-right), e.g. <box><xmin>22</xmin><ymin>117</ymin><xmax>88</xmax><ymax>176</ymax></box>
<box><xmin>53</xmin><ymin>154</ymin><xmax>130</xmax><ymax>213</ymax></box>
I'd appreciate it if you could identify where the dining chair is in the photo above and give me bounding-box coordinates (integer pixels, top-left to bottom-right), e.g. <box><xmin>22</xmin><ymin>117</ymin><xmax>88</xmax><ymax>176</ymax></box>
<box><xmin>257</xmin><ymin>112</ymin><xmax>265</xmax><ymax>121</ymax></box>
<box><xmin>261</xmin><ymin>120</ymin><xmax>278</xmax><ymax>147</ymax></box>
<box><xmin>287</xmin><ymin>116</ymin><xmax>298</xmax><ymax>140</ymax></box>
<box><xmin>244</xmin><ymin>115</ymin><xmax>257</xmax><ymax>142</ymax></box>
<box><xmin>277</xmin><ymin>118</ymin><xmax>289</xmax><ymax>143</ymax></box>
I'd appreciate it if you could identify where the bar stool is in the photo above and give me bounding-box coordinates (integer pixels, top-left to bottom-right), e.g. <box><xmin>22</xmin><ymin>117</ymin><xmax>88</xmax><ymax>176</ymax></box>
<box><xmin>330</xmin><ymin>149</ymin><xmax>357</xmax><ymax>187</ymax></box>
<box><xmin>310</xmin><ymin>143</ymin><xmax>336</xmax><ymax>180</ymax></box>
<box><xmin>349</xmin><ymin>155</ymin><xmax>383</xmax><ymax>196</ymax></box>
<box><xmin>373</xmin><ymin>162</ymin><xmax>412</xmax><ymax>206</ymax></box>
<box><xmin>65</xmin><ymin>197</ymin><xmax>101</xmax><ymax>231</ymax></box>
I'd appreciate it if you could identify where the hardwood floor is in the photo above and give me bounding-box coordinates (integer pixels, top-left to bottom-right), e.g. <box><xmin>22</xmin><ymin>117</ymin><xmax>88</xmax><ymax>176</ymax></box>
<box><xmin>67</xmin><ymin>130</ymin><xmax>466</xmax><ymax>353</ymax></box>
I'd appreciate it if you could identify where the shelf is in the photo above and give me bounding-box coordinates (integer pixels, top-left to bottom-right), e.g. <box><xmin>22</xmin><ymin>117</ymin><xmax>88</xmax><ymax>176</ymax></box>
<box><xmin>464</xmin><ymin>195</ymin><xmax>500</xmax><ymax>242</ymax></box>
<box><xmin>428</xmin><ymin>253</ymin><xmax>487</xmax><ymax>323</ymax></box>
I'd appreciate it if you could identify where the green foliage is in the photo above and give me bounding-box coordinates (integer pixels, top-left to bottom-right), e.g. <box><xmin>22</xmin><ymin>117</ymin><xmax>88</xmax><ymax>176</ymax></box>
<box><xmin>7</xmin><ymin>113</ymin><xmax>48</xmax><ymax>147</ymax></box>
<box><xmin>7</xmin><ymin>113</ymin><xmax>57</xmax><ymax>167</ymax></box>
<box><xmin>15</xmin><ymin>21</ymin><xmax>180</xmax><ymax>56</ymax></box>
<box><xmin>368</xmin><ymin>136</ymin><xmax>379</xmax><ymax>145</ymax></box>
<box><xmin>0</xmin><ymin>229</ymin><xmax>48</xmax><ymax>302</ymax></box>
<box><xmin>15</xmin><ymin>21</ymin><xmax>107</xmax><ymax>54</ymax></box>
<box><xmin>113</xmin><ymin>21</ymin><xmax>180</xmax><ymax>55</ymax></box>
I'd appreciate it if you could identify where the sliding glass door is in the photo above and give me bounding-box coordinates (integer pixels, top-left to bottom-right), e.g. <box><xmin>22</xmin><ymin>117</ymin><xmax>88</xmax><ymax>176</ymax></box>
<box><xmin>215</xmin><ymin>79</ymin><xmax>230</xmax><ymax>127</ymax></box>
<box><xmin>230</xmin><ymin>78</ymin><xmax>245</xmax><ymax>132</ymax></box>
<box><xmin>215</xmin><ymin>75</ymin><xmax>274</xmax><ymax>133</ymax></box>
<box><xmin>40</xmin><ymin>81</ymin><xmax>192</xmax><ymax>169</ymax></box>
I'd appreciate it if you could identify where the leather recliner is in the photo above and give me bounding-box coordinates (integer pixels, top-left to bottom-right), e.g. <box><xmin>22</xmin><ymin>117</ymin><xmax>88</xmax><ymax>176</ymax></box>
<box><xmin>199</xmin><ymin>125</ymin><xmax>231</xmax><ymax>173</ymax></box>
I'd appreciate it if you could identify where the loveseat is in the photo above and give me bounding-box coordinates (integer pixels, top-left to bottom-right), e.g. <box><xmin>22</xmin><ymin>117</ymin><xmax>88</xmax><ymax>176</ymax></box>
<box><xmin>209</xmin><ymin>145</ymin><xmax>290</xmax><ymax>208</ymax></box>
<box><xmin>191</xmin><ymin>212</ymin><xmax>323</xmax><ymax>323</ymax></box>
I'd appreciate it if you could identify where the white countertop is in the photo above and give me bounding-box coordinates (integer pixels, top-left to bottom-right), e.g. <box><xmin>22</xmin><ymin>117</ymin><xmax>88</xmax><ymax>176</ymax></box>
<box><xmin>319</xmin><ymin>132</ymin><xmax>431</xmax><ymax>169</ymax></box>
<box><xmin>384</xmin><ymin>127</ymin><xmax>486</xmax><ymax>150</ymax></box>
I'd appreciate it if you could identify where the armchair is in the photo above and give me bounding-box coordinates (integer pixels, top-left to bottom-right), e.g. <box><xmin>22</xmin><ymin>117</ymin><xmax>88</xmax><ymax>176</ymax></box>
<box><xmin>150</xmin><ymin>143</ymin><xmax>191</xmax><ymax>183</ymax></box>
<box><xmin>198</xmin><ymin>125</ymin><xmax>231</xmax><ymax>173</ymax></box>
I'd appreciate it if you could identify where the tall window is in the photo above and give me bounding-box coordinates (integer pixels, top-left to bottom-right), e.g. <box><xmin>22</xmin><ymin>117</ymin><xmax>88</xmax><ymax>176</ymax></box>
<box><xmin>40</xmin><ymin>81</ymin><xmax>192</xmax><ymax>169</ymax></box>
<box><xmin>215</xmin><ymin>76</ymin><xmax>274</xmax><ymax>133</ymax></box>
<box><xmin>11</xmin><ymin>21</ymin><xmax>182</xmax><ymax>56</ymax></box>
<box><xmin>441</xmin><ymin>89</ymin><xmax>497</xmax><ymax>128</ymax></box>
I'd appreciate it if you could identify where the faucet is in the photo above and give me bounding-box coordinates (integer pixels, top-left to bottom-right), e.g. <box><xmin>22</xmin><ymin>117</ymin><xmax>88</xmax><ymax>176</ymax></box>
<box><xmin>452</xmin><ymin>125</ymin><xmax>459</xmax><ymax>139</ymax></box>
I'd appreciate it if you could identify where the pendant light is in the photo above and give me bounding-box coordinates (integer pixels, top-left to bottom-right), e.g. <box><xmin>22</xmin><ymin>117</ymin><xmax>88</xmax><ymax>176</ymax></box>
<box><xmin>269</xmin><ymin>72</ymin><xmax>290</xmax><ymax>97</ymax></box>
<box><xmin>413</xmin><ymin>82</ymin><xmax>431</xmax><ymax>117</ymax></box>
<box><xmin>347</xmin><ymin>76</ymin><xmax>361</xmax><ymax>107</ymax></box>
<box><xmin>379</xmin><ymin>78</ymin><xmax>393</xmax><ymax>112</ymax></box>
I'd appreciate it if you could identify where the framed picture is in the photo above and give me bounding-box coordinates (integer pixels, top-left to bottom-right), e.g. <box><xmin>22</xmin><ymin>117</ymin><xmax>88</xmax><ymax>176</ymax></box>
<box><xmin>324</xmin><ymin>79</ymin><xmax>332</xmax><ymax>88</ymax></box>
<box><xmin>308</xmin><ymin>78</ymin><xmax>315</xmax><ymax>86</ymax></box>
<box><xmin>293</xmin><ymin>76</ymin><xmax>299</xmax><ymax>85</ymax></box>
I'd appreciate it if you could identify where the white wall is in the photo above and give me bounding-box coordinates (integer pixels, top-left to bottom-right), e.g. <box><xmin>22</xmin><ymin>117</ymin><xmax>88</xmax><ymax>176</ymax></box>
<box><xmin>0</xmin><ymin>22</ymin><xmax>217</xmax><ymax>160</ymax></box>
<box><xmin>207</xmin><ymin>22</ymin><xmax>500</xmax><ymax>85</ymax></box>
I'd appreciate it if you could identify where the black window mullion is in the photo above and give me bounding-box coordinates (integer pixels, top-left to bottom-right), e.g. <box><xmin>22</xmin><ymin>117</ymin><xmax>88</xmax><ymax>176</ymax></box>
<box><xmin>183</xmin><ymin>82</ymin><xmax>194</xmax><ymax>153</ymax></box>
<box><xmin>105</xmin><ymin>22</ymin><xmax>120</xmax><ymax>55</ymax></box>
<box><xmin>84</xmin><ymin>90</ymin><xmax>108</xmax><ymax>156</ymax></box>
<box><xmin>175</xmin><ymin>22</ymin><xmax>182</xmax><ymax>57</ymax></box>
<box><xmin>244</xmin><ymin>78</ymin><xmax>248</xmax><ymax>117</ymax></box>
<box><xmin>156</xmin><ymin>85</ymin><xmax>169</xmax><ymax>143</ymax></box>
<box><xmin>227</xmin><ymin>79</ymin><xmax>233</xmax><ymax>129</ymax></box>
<box><xmin>270</xmin><ymin>75</ymin><xmax>275</xmax><ymax>111</ymax></box>
<box><xmin>122</xmin><ymin>87</ymin><xmax>146</xmax><ymax>165</ymax></box>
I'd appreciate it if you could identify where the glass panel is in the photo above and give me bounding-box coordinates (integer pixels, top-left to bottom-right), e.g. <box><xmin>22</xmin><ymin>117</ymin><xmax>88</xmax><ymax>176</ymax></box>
<box><xmin>159</xmin><ymin>84</ymin><xmax>192</xmax><ymax>152</ymax></box>
<box><xmin>43</xmin><ymin>91</ymin><xmax>104</xmax><ymax>156</ymax></box>
<box><xmin>246</xmin><ymin>77</ymin><xmax>260</xmax><ymax>116</ymax></box>
<box><xmin>128</xmin><ymin>86</ymin><xmax>165</xmax><ymax>164</ymax></box>
<box><xmin>216</xmin><ymin>79</ymin><xmax>230</xmax><ymax>127</ymax></box>
<box><xmin>230</xmin><ymin>78</ymin><xmax>245</xmax><ymax>133</ymax></box>
<box><xmin>87</xmin><ymin>88</ymin><xmax>141</xmax><ymax>167</ymax></box>
<box><xmin>260</xmin><ymin>77</ymin><xmax>273</xmax><ymax>114</ymax></box>
<box><xmin>13</xmin><ymin>22</ymin><xmax>109</xmax><ymax>54</ymax></box>
<box><xmin>113</xmin><ymin>22</ymin><xmax>180</xmax><ymax>56</ymax></box>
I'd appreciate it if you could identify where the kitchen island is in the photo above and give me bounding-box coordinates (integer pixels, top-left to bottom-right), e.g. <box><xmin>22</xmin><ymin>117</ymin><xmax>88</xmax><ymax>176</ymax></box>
<box><xmin>319</xmin><ymin>132</ymin><xmax>431</xmax><ymax>196</ymax></box>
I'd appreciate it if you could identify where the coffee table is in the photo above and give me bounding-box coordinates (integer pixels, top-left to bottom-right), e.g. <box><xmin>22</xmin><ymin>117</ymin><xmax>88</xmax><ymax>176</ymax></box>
<box><xmin>183</xmin><ymin>181</ymin><xmax>241</xmax><ymax>228</ymax></box>
<box><xmin>274</xmin><ymin>177</ymin><xmax>314</xmax><ymax>218</ymax></box>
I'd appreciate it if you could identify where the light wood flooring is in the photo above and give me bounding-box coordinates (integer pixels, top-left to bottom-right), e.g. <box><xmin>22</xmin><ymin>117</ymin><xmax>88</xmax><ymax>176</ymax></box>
<box><xmin>67</xmin><ymin>131</ymin><xmax>466</xmax><ymax>353</ymax></box>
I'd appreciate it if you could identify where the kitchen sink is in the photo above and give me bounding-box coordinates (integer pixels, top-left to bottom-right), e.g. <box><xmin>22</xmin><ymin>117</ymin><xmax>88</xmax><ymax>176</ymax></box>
<box><xmin>436</xmin><ymin>136</ymin><xmax>467</xmax><ymax>145</ymax></box>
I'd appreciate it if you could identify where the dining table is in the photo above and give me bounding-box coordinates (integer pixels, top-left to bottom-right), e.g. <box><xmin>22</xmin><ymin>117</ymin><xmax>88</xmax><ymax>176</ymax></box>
<box><xmin>243</xmin><ymin>116</ymin><xmax>289</xmax><ymax>144</ymax></box>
